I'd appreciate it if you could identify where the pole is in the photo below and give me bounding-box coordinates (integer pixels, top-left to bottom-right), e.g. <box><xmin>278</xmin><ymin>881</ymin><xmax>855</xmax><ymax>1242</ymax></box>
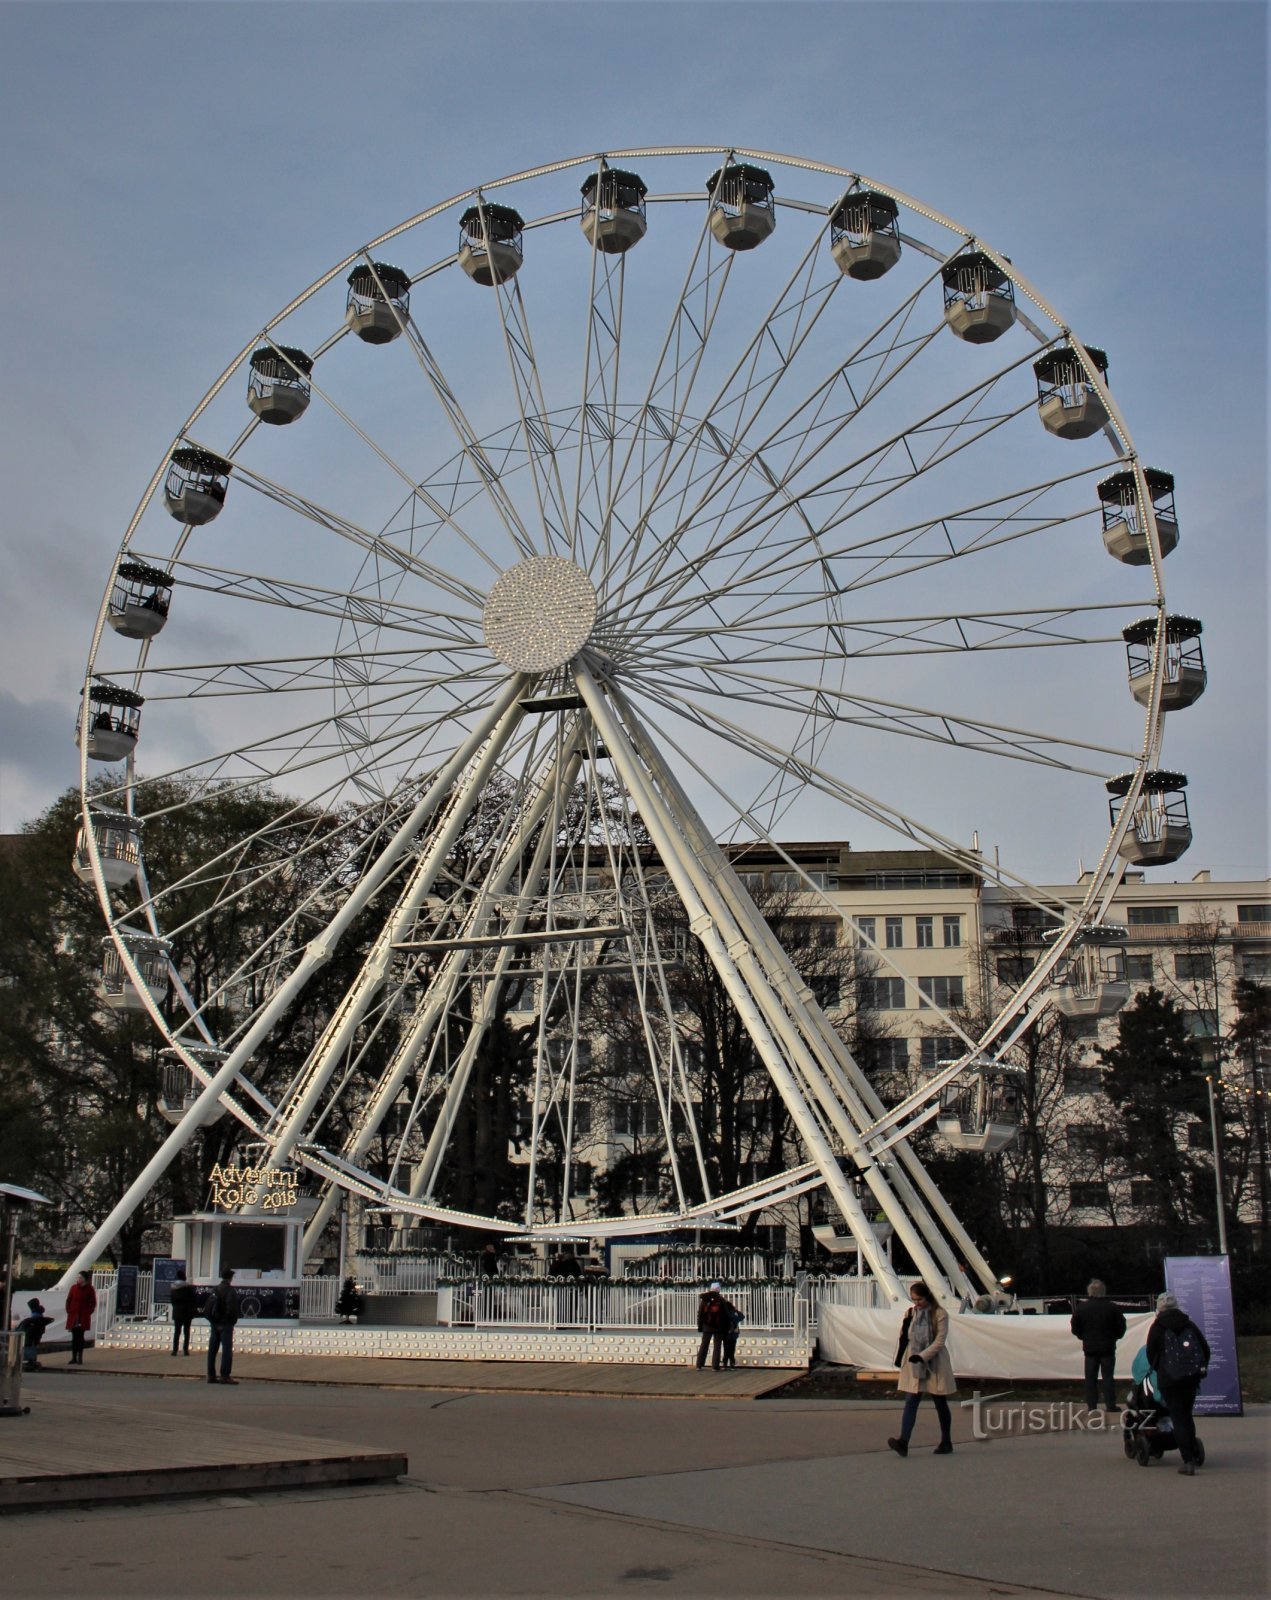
<box><xmin>1206</xmin><ymin>1074</ymin><xmax>1229</xmax><ymax>1255</ymax></box>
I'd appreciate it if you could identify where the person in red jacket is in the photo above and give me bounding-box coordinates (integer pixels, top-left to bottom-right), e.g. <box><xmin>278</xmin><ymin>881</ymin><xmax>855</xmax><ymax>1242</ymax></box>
<box><xmin>65</xmin><ymin>1271</ymin><xmax>98</xmax><ymax>1366</ymax></box>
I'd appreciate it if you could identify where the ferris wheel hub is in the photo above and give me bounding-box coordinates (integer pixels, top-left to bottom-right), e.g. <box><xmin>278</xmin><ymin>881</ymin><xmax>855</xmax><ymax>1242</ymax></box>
<box><xmin>483</xmin><ymin>555</ymin><xmax>598</xmax><ymax>672</ymax></box>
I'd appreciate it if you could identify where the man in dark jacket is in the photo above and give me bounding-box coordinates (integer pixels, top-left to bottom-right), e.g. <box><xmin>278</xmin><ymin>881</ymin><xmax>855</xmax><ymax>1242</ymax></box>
<box><xmin>169</xmin><ymin>1270</ymin><xmax>198</xmax><ymax>1356</ymax></box>
<box><xmin>206</xmin><ymin>1267</ymin><xmax>240</xmax><ymax>1385</ymax></box>
<box><xmin>1070</xmin><ymin>1279</ymin><xmax>1127</xmax><ymax>1411</ymax></box>
<box><xmin>695</xmin><ymin>1282</ymin><xmax>736</xmax><ymax>1371</ymax></box>
<box><xmin>1146</xmin><ymin>1292</ymin><xmax>1211</xmax><ymax>1475</ymax></box>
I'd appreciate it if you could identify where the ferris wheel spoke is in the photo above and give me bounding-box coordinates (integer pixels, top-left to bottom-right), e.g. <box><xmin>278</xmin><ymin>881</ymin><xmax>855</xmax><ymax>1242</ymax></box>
<box><xmin>202</xmin><ymin>451</ymin><xmax>489</xmax><ymax>610</ymax></box>
<box><xmin>633</xmin><ymin>659</ymin><xmax>1134</xmax><ymax>775</ymax></box>
<box><xmin>614</xmin><ymin>334</ymin><xmax>1044</xmax><ymax>627</ymax></box>
<box><xmin>606</xmin><ymin>247</ymin><xmax>955</xmax><ymax>613</ymax></box>
<box><xmin>143</xmin><ymin>555</ymin><xmax>487</xmax><ymax>646</ymax></box>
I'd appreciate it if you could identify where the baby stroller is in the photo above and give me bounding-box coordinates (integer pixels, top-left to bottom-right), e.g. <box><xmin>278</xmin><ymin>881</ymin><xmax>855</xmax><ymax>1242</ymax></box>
<box><xmin>1121</xmin><ymin>1346</ymin><xmax>1205</xmax><ymax>1468</ymax></box>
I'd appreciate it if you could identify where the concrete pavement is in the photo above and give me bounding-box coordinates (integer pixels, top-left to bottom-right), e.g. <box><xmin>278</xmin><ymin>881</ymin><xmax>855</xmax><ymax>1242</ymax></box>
<box><xmin>1</xmin><ymin>1370</ymin><xmax>1266</xmax><ymax>1598</ymax></box>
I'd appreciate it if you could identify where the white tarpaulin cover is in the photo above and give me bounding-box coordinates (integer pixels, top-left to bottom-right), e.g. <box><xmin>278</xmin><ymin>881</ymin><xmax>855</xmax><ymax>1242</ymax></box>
<box><xmin>818</xmin><ymin>1305</ymin><xmax>1155</xmax><ymax>1380</ymax></box>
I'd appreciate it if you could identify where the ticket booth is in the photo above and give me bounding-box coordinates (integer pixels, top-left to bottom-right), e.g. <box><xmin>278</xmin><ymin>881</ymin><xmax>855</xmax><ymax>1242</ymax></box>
<box><xmin>171</xmin><ymin>1213</ymin><xmax>303</xmax><ymax>1320</ymax></box>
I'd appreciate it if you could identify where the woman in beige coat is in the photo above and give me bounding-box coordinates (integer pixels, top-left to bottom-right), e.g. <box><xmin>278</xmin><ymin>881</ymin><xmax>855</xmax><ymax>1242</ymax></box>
<box><xmin>887</xmin><ymin>1280</ymin><xmax>956</xmax><ymax>1457</ymax></box>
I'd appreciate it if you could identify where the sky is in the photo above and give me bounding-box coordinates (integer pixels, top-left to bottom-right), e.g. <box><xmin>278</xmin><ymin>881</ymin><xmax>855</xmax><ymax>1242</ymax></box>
<box><xmin>1</xmin><ymin>0</ymin><xmax>1266</xmax><ymax>886</ymax></box>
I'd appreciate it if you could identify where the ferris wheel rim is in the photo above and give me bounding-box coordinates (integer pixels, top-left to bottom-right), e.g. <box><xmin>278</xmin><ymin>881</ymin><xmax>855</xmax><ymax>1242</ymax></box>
<box><xmin>79</xmin><ymin>144</ymin><xmax>1180</xmax><ymax>1248</ymax></box>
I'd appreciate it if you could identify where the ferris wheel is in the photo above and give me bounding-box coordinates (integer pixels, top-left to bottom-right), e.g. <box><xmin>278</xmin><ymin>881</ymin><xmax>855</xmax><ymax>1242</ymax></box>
<box><xmin>70</xmin><ymin>146</ymin><xmax>1200</xmax><ymax>1304</ymax></box>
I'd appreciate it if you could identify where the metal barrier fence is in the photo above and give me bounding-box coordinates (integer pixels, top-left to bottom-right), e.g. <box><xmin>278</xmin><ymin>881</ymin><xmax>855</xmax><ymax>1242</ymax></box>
<box><xmin>438</xmin><ymin>1276</ymin><xmax>885</xmax><ymax>1331</ymax></box>
<box><xmin>90</xmin><ymin>1269</ymin><xmax>341</xmax><ymax>1331</ymax></box>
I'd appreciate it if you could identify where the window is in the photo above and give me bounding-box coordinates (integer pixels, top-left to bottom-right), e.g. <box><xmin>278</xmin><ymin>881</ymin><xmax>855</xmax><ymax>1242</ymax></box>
<box><xmin>572</xmin><ymin>1101</ymin><xmax>592</xmax><ymax>1136</ymax></box>
<box><xmin>918</xmin><ymin>975</ymin><xmax>964</xmax><ymax>1009</ymax></box>
<box><xmin>862</xmin><ymin>976</ymin><xmax>907</xmax><ymax>1010</ymax></box>
<box><xmin>1187</xmin><ymin>1122</ymin><xmax>1212</xmax><ymax>1150</ymax></box>
<box><xmin>1183</xmin><ymin>1010</ymin><xmax>1219</xmax><ymax>1039</ymax></box>
<box><xmin>885</xmin><ymin>916</ymin><xmax>904</xmax><ymax>949</ymax></box>
<box><xmin>919</xmin><ymin>1035</ymin><xmax>961</xmax><ymax>1070</ymax></box>
<box><xmin>809</xmin><ymin>974</ymin><xmax>841</xmax><ymax>1009</ymax></box>
<box><xmin>613</xmin><ymin>1101</ymin><xmax>661</xmax><ymax>1137</ymax></box>
<box><xmin>1174</xmin><ymin>953</ymin><xmax>1214</xmax><ymax>981</ymax></box>
<box><xmin>915</xmin><ymin>916</ymin><xmax>934</xmax><ymax>948</ymax></box>
<box><xmin>1129</xmin><ymin>1180</ymin><xmax>1155</xmax><ymax>1207</ymax></box>
<box><xmin>1237</xmin><ymin>904</ymin><xmax>1271</xmax><ymax>922</ymax></box>
<box><xmin>1060</xmin><ymin>1014</ymin><xmax>1101</xmax><ymax>1041</ymax></box>
<box><xmin>1063</xmin><ymin>1066</ymin><xmax>1104</xmax><ymax>1096</ymax></box>
<box><xmin>1012</xmin><ymin>905</ymin><xmax>1062</xmax><ymax>931</ymax></box>
<box><xmin>1127</xmin><ymin>905</ymin><xmax>1179</xmax><ymax>925</ymax></box>
<box><xmin>1067</xmin><ymin>1125</ymin><xmax>1108</xmax><ymax>1157</ymax></box>
<box><xmin>1069</xmin><ymin>1182</ymin><xmax>1110</xmax><ymax>1209</ymax></box>
<box><xmin>997</xmin><ymin>956</ymin><xmax>1035</xmax><ymax>986</ymax></box>
<box><xmin>856</xmin><ymin>916</ymin><xmax>876</xmax><ymax>946</ymax></box>
<box><xmin>1124</xmin><ymin>954</ymin><xmax>1154</xmax><ymax>982</ymax></box>
<box><xmin>870</xmin><ymin>1038</ymin><xmax>910</xmax><ymax>1073</ymax></box>
<box><xmin>942</xmin><ymin>915</ymin><xmax>962</xmax><ymax>948</ymax></box>
<box><xmin>1240</xmin><ymin>952</ymin><xmax>1271</xmax><ymax>981</ymax></box>
<box><xmin>788</xmin><ymin>919</ymin><xmax>836</xmax><ymax>948</ymax></box>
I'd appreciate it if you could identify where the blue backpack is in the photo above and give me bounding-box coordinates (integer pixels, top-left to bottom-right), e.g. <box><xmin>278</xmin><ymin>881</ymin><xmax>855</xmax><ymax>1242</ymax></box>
<box><xmin>1157</xmin><ymin>1324</ymin><xmax>1206</xmax><ymax>1382</ymax></box>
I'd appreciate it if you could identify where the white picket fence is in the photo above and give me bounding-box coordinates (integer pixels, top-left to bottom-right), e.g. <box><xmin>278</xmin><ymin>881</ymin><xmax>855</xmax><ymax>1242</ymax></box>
<box><xmin>437</xmin><ymin>1276</ymin><xmax>882</xmax><ymax>1331</ymax></box>
<box><xmin>91</xmin><ymin>1269</ymin><xmax>340</xmax><ymax>1333</ymax></box>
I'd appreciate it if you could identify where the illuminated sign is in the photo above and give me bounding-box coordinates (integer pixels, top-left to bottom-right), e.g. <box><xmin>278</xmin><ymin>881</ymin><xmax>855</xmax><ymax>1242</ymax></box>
<box><xmin>208</xmin><ymin>1163</ymin><xmax>299</xmax><ymax>1212</ymax></box>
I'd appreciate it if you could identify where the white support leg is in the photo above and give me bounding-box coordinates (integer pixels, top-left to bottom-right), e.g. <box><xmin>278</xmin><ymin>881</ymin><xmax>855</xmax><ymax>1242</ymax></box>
<box><xmin>58</xmin><ymin>677</ymin><xmax>528</xmax><ymax>1285</ymax></box>
<box><xmin>574</xmin><ymin>659</ymin><xmax>906</xmax><ymax>1303</ymax></box>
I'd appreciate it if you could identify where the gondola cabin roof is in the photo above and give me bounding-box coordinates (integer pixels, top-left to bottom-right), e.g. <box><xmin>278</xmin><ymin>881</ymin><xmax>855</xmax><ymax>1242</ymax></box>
<box><xmin>347</xmin><ymin>261</ymin><xmax>411</xmax><ymax>294</ymax></box>
<box><xmin>1121</xmin><ymin>614</ymin><xmax>1203</xmax><ymax>646</ymax></box>
<box><xmin>117</xmin><ymin>560</ymin><xmax>173</xmax><ymax>586</ymax></box>
<box><xmin>1033</xmin><ymin>345</ymin><xmax>1108</xmax><ymax>382</ymax></box>
<box><xmin>169</xmin><ymin>445</ymin><xmax>231</xmax><ymax>476</ymax></box>
<box><xmin>1105</xmin><ymin>769</ymin><xmax>1187</xmax><ymax>797</ymax></box>
<box><xmin>1098</xmin><ymin>467</ymin><xmax>1175</xmax><ymax>500</ymax></box>
<box><xmin>249</xmin><ymin>345</ymin><xmax>314</xmax><ymax>375</ymax></box>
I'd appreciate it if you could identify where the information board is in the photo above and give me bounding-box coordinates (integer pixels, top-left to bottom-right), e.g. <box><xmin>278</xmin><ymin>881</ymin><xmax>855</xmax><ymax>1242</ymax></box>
<box><xmin>1164</xmin><ymin>1255</ymin><xmax>1243</xmax><ymax>1417</ymax></box>
<box><xmin>152</xmin><ymin>1257</ymin><xmax>187</xmax><ymax>1307</ymax></box>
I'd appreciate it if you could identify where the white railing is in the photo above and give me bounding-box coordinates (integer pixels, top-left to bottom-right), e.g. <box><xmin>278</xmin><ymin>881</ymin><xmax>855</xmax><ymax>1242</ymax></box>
<box><xmin>92</xmin><ymin>1269</ymin><xmax>343</xmax><ymax>1330</ymax></box>
<box><xmin>300</xmin><ymin>1276</ymin><xmax>340</xmax><ymax>1322</ymax></box>
<box><xmin>434</xmin><ymin>1279</ymin><xmax>880</xmax><ymax>1331</ymax></box>
<box><xmin>352</xmin><ymin>1255</ymin><xmax>469</xmax><ymax>1293</ymax></box>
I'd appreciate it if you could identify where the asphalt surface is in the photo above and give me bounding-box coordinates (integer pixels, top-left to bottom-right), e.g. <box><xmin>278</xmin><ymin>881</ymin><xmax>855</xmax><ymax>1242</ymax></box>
<box><xmin>2</xmin><ymin>1369</ymin><xmax>1266</xmax><ymax>1599</ymax></box>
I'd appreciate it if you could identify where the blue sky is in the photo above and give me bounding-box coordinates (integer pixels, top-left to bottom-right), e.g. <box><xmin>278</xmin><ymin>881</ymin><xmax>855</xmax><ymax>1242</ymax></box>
<box><xmin>1</xmin><ymin>0</ymin><xmax>1266</xmax><ymax>881</ymax></box>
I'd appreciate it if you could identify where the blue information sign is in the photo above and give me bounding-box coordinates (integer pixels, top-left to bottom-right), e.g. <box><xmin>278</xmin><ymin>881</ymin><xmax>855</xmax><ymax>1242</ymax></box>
<box><xmin>1164</xmin><ymin>1255</ymin><xmax>1243</xmax><ymax>1417</ymax></box>
<box><xmin>152</xmin><ymin>1257</ymin><xmax>187</xmax><ymax>1306</ymax></box>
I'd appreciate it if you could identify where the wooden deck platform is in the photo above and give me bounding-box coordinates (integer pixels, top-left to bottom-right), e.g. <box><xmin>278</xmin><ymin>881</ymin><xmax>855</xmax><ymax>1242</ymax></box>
<box><xmin>0</xmin><ymin>1388</ymin><xmax>405</xmax><ymax>1511</ymax></box>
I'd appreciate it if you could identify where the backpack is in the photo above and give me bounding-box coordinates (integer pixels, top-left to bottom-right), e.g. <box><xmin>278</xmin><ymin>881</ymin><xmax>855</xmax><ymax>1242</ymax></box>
<box><xmin>1157</xmin><ymin>1324</ymin><xmax>1206</xmax><ymax>1382</ymax></box>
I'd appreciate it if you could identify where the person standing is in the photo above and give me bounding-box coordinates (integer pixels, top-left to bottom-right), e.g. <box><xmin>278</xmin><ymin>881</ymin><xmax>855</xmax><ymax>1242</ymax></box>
<box><xmin>887</xmin><ymin>1280</ymin><xmax>956</xmax><ymax>1457</ymax></box>
<box><xmin>695</xmin><ymin>1281</ymin><xmax>735</xmax><ymax>1371</ymax></box>
<box><xmin>1070</xmin><ymin>1279</ymin><xmax>1127</xmax><ymax>1412</ymax></box>
<box><xmin>17</xmin><ymin>1298</ymin><xmax>53</xmax><ymax>1371</ymax></box>
<box><xmin>169</xmin><ymin>1270</ymin><xmax>197</xmax><ymax>1356</ymax></box>
<box><xmin>722</xmin><ymin>1302</ymin><xmax>745</xmax><ymax>1368</ymax></box>
<box><xmin>206</xmin><ymin>1266</ymin><xmax>240</xmax><ymax>1385</ymax></box>
<box><xmin>1146</xmin><ymin>1292</ymin><xmax>1210</xmax><ymax>1476</ymax></box>
<box><xmin>65</xmin><ymin>1270</ymin><xmax>97</xmax><ymax>1366</ymax></box>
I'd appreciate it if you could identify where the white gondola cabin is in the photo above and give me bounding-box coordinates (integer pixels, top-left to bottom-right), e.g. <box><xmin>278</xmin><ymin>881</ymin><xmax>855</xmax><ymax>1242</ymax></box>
<box><xmin>941</xmin><ymin>250</ymin><xmax>1016</xmax><ymax>343</ymax></box>
<box><xmin>163</xmin><ymin>446</ymin><xmax>231</xmax><ymax>526</ymax></box>
<box><xmin>580</xmin><ymin>168</ymin><xmax>648</xmax><ymax>254</ymax></box>
<box><xmin>706</xmin><ymin>163</ymin><xmax>776</xmax><ymax>251</ymax></box>
<box><xmin>1098</xmin><ymin>468</ymin><xmax>1178</xmax><ymax>565</ymax></box>
<box><xmin>100</xmin><ymin>933</ymin><xmax>170</xmax><ymax>1012</ymax></box>
<box><xmin>247</xmin><ymin>345</ymin><xmax>313</xmax><ymax>425</ymax></box>
<box><xmin>829</xmin><ymin>190</ymin><xmax>902</xmax><ymax>280</ymax></box>
<box><xmin>345</xmin><ymin>262</ymin><xmax>411</xmax><ymax>344</ymax></box>
<box><xmin>73</xmin><ymin>809</ymin><xmax>143</xmax><ymax>889</ymax></box>
<box><xmin>1047</xmin><ymin>925</ymin><xmax>1130</xmax><ymax>1019</ymax></box>
<box><xmin>1122</xmin><ymin>614</ymin><xmax>1206</xmax><ymax>711</ymax></box>
<box><xmin>936</xmin><ymin>1059</ymin><xmax>1022</xmax><ymax>1153</ymax></box>
<box><xmin>1033</xmin><ymin>344</ymin><xmax>1109</xmax><ymax>439</ymax></box>
<box><xmin>77</xmin><ymin>682</ymin><xmax>143</xmax><ymax>763</ymax></box>
<box><xmin>158</xmin><ymin>1045</ymin><xmax>227</xmax><ymax>1126</ymax></box>
<box><xmin>1107</xmin><ymin>770</ymin><xmax>1192</xmax><ymax>866</ymax></box>
<box><xmin>458</xmin><ymin>203</ymin><xmax>524</xmax><ymax>285</ymax></box>
<box><xmin>107</xmin><ymin>560</ymin><xmax>173</xmax><ymax>641</ymax></box>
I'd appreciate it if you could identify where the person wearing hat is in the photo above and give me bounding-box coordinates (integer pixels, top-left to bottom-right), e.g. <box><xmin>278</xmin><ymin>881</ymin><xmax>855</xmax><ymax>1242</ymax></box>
<box><xmin>17</xmin><ymin>1298</ymin><xmax>53</xmax><ymax>1371</ymax></box>
<box><xmin>695</xmin><ymin>1281</ymin><xmax>737</xmax><ymax>1371</ymax></box>
<box><xmin>206</xmin><ymin>1266</ymin><xmax>241</xmax><ymax>1385</ymax></box>
<box><xmin>1146</xmin><ymin>1292</ymin><xmax>1210</xmax><ymax>1475</ymax></box>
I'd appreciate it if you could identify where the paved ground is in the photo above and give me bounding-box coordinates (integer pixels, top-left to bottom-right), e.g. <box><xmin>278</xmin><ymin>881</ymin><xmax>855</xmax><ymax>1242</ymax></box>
<box><xmin>28</xmin><ymin>1345</ymin><xmax>793</xmax><ymax>1397</ymax></box>
<box><xmin>2</xmin><ymin>1367</ymin><xmax>1266</xmax><ymax>1598</ymax></box>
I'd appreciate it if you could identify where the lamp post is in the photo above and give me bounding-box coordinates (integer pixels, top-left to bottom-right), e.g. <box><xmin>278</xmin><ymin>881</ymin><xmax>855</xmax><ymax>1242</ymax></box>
<box><xmin>1204</xmin><ymin>1075</ymin><xmax>1229</xmax><ymax>1255</ymax></box>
